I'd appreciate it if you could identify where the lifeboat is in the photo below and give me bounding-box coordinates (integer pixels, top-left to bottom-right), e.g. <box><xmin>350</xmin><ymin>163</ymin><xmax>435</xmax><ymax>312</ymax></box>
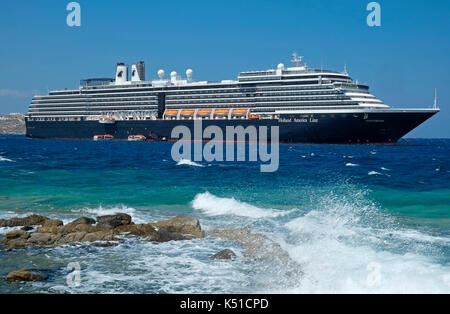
<box><xmin>249</xmin><ymin>114</ymin><xmax>259</xmax><ymax>120</ymax></box>
<box><xmin>164</xmin><ymin>109</ymin><xmax>179</xmax><ymax>116</ymax></box>
<box><xmin>197</xmin><ymin>109</ymin><xmax>212</xmax><ymax>115</ymax></box>
<box><xmin>214</xmin><ymin>109</ymin><xmax>229</xmax><ymax>119</ymax></box>
<box><xmin>231</xmin><ymin>108</ymin><xmax>248</xmax><ymax>115</ymax></box>
<box><xmin>128</xmin><ymin>135</ymin><xmax>146</xmax><ymax>141</ymax></box>
<box><xmin>98</xmin><ymin>116</ymin><xmax>115</xmax><ymax>124</ymax></box>
<box><xmin>181</xmin><ymin>109</ymin><xmax>195</xmax><ymax>115</ymax></box>
<box><xmin>93</xmin><ymin>134</ymin><xmax>114</xmax><ymax>141</ymax></box>
<box><xmin>180</xmin><ymin>109</ymin><xmax>195</xmax><ymax>119</ymax></box>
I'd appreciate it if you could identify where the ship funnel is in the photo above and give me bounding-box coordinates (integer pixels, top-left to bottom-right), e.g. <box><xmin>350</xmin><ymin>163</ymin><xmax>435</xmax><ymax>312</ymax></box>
<box><xmin>186</xmin><ymin>69</ymin><xmax>193</xmax><ymax>82</ymax></box>
<box><xmin>131</xmin><ymin>61</ymin><xmax>145</xmax><ymax>82</ymax></box>
<box><xmin>115</xmin><ymin>63</ymin><xmax>128</xmax><ymax>84</ymax></box>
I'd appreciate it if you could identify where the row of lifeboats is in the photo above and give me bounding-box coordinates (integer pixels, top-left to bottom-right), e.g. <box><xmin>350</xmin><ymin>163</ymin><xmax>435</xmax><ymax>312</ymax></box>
<box><xmin>93</xmin><ymin>134</ymin><xmax>147</xmax><ymax>141</ymax></box>
<box><xmin>164</xmin><ymin>108</ymin><xmax>259</xmax><ymax>120</ymax></box>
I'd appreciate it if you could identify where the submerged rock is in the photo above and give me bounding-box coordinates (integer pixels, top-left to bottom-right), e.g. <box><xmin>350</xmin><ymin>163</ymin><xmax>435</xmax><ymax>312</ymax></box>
<box><xmin>211</xmin><ymin>249</ymin><xmax>236</xmax><ymax>260</ymax></box>
<box><xmin>208</xmin><ymin>227</ymin><xmax>302</xmax><ymax>273</ymax></box>
<box><xmin>6</xmin><ymin>268</ymin><xmax>48</xmax><ymax>282</ymax></box>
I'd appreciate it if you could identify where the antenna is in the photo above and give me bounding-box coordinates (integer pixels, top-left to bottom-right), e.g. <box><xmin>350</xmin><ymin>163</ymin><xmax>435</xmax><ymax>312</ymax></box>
<box><xmin>343</xmin><ymin>64</ymin><xmax>348</xmax><ymax>75</ymax></box>
<box><xmin>434</xmin><ymin>88</ymin><xmax>438</xmax><ymax>109</ymax></box>
<box><xmin>291</xmin><ymin>52</ymin><xmax>303</xmax><ymax>67</ymax></box>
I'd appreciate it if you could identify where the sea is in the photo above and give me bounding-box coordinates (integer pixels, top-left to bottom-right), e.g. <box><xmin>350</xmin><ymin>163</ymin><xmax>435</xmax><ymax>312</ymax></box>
<box><xmin>0</xmin><ymin>134</ymin><xmax>449</xmax><ymax>293</ymax></box>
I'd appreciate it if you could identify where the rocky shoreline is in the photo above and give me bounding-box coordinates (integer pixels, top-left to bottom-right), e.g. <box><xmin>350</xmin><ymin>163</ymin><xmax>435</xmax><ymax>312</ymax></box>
<box><xmin>0</xmin><ymin>114</ymin><xmax>25</xmax><ymax>135</ymax></box>
<box><xmin>1</xmin><ymin>213</ymin><xmax>300</xmax><ymax>283</ymax></box>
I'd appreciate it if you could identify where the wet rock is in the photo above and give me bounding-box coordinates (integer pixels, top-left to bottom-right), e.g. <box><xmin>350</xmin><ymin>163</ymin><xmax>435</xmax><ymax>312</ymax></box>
<box><xmin>42</xmin><ymin>219</ymin><xmax>63</xmax><ymax>227</ymax></box>
<box><xmin>21</xmin><ymin>226</ymin><xmax>34</xmax><ymax>231</ymax></box>
<box><xmin>211</xmin><ymin>249</ymin><xmax>236</xmax><ymax>260</ymax></box>
<box><xmin>5</xmin><ymin>229</ymin><xmax>30</xmax><ymax>240</ymax></box>
<box><xmin>96</xmin><ymin>213</ymin><xmax>132</xmax><ymax>229</ymax></box>
<box><xmin>27</xmin><ymin>232</ymin><xmax>53</xmax><ymax>245</ymax></box>
<box><xmin>208</xmin><ymin>227</ymin><xmax>300</xmax><ymax>266</ymax></box>
<box><xmin>6</xmin><ymin>269</ymin><xmax>48</xmax><ymax>282</ymax></box>
<box><xmin>69</xmin><ymin>217</ymin><xmax>96</xmax><ymax>226</ymax></box>
<box><xmin>152</xmin><ymin>216</ymin><xmax>205</xmax><ymax>241</ymax></box>
<box><xmin>115</xmin><ymin>223</ymin><xmax>156</xmax><ymax>237</ymax></box>
<box><xmin>1</xmin><ymin>214</ymin><xmax>203</xmax><ymax>249</ymax></box>
<box><xmin>0</xmin><ymin>214</ymin><xmax>49</xmax><ymax>227</ymax></box>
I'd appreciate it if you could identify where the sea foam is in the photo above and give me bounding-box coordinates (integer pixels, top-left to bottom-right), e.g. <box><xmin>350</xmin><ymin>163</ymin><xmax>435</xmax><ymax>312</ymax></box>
<box><xmin>176</xmin><ymin>159</ymin><xmax>205</xmax><ymax>167</ymax></box>
<box><xmin>192</xmin><ymin>192</ymin><xmax>291</xmax><ymax>218</ymax></box>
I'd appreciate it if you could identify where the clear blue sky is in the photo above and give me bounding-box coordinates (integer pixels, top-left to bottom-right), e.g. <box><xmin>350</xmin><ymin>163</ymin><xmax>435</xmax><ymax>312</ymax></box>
<box><xmin>0</xmin><ymin>0</ymin><xmax>449</xmax><ymax>137</ymax></box>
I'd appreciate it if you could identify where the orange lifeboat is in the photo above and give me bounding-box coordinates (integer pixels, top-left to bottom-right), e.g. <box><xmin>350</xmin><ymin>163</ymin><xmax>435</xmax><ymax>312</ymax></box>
<box><xmin>128</xmin><ymin>135</ymin><xmax>146</xmax><ymax>141</ymax></box>
<box><xmin>164</xmin><ymin>110</ymin><xmax>179</xmax><ymax>116</ymax></box>
<box><xmin>249</xmin><ymin>114</ymin><xmax>259</xmax><ymax>120</ymax></box>
<box><xmin>232</xmin><ymin>108</ymin><xmax>248</xmax><ymax>115</ymax></box>
<box><xmin>93</xmin><ymin>134</ymin><xmax>114</xmax><ymax>141</ymax></box>
<box><xmin>214</xmin><ymin>109</ymin><xmax>230</xmax><ymax>114</ymax></box>
<box><xmin>98</xmin><ymin>116</ymin><xmax>115</xmax><ymax>124</ymax></box>
<box><xmin>181</xmin><ymin>109</ymin><xmax>195</xmax><ymax>115</ymax></box>
<box><xmin>197</xmin><ymin>109</ymin><xmax>212</xmax><ymax>115</ymax></box>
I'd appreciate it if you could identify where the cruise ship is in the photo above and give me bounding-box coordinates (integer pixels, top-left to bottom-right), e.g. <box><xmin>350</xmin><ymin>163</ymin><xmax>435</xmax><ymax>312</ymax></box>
<box><xmin>25</xmin><ymin>54</ymin><xmax>439</xmax><ymax>143</ymax></box>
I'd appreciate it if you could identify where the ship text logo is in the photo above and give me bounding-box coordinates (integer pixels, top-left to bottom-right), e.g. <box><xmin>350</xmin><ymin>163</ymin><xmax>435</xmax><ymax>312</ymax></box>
<box><xmin>170</xmin><ymin>120</ymin><xmax>279</xmax><ymax>173</ymax></box>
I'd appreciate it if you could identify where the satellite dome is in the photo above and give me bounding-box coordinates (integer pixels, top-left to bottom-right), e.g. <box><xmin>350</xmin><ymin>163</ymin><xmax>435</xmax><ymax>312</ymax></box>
<box><xmin>186</xmin><ymin>69</ymin><xmax>193</xmax><ymax>77</ymax></box>
<box><xmin>277</xmin><ymin>63</ymin><xmax>285</xmax><ymax>70</ymax></box>
<box><xmin>170</xmin><ymin>71</ymin><xmax>177</xmax><ymax>77</ymax></box>
<box><xmin>157</xmin><ymin>69</ymin><xmax>165</xmax><ymax>79</ymax></box>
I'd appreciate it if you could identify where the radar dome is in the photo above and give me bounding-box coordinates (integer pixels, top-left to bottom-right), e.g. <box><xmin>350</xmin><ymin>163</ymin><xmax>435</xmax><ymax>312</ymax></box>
<box><xmin>186</xmin><ymin>69</ymin><xmax>193</xmax><ymax>77</ymax></box>
<box><xmin>170</xmin><ymin>71</ymin><xmax>177</xmax><ymax>77</ymax></box>
<box><xmin>277</xmin><ymin>63</ymin><xmax>285</xmax><ymax>70</ymax></box>
<box><xmin>157</xmin><ymin>69</ymin><xmax>165</xmax><ymax>79</ymax></box>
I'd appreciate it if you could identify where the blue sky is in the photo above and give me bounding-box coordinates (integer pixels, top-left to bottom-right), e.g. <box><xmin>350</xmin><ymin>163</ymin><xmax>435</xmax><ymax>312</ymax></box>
<box><xmin>0</xmin><ymin>0</ymin><xmax>449</xmax><ymax>137</ymax></box>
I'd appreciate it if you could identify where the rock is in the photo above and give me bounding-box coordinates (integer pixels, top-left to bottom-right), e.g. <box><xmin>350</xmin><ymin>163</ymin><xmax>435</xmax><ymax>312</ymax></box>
<box><xmin>6</xmin><ymin>269</ymin><xmax>48</xmax><ymax>282</ymax></box>
<box><xmin>5</xmin><ymin>229</ymin><xmax>30</xmax><ymax>240</ymax></box>
<box><xmin>0</xmin><ymin>214</ymin><xmax>49</xmax><ymax>227</ymax></box>
<box><xmin>115</xmin><ymin>223</ymin><xmax>156</xmax><ymax>237</ymax></box>
<box><xmin>69</xmin><ymin>217</ymin><xmax>96</xmax><ymax>226</ymax></box>
<box><xmin>208</xmin><ymin>227</ymin><xmax>303</xmax><ymax>286</ymax></box>
<box><xmin>96</xmin><ymin>213</ymin><xmax>132</xmax><ymax>229</ymax></box>
<box><xmin>152</xmin><ymin>216</ymin><xmax>205</xmax><ymax>241</ymax></box>
<box><xmin>21</xmin><ymin>226</ymin><xmax>34</xmax><ymax>231</ymax></box>
<box><xmin>81</xmin><ymin>230</ymin><xmax>116</xmax><ymax>242</ymax></box>
<box><xmin>27</xmin><ymin>232</ymin><xmax>53</xmax><ymax>245</ymax></box>
<box><xmin>1</xmin><ymin>214</ymin><xmax>203</xmax><ymax>249</ymax></box>
<box><xmin>211</xmin><ymin>249</ymin><xmax>236</xmax><ymax>260</ymax></box>
<box><xmin>42</xmin><ymin>219</ymin><xmax>63</xmax><ymax>227</ymax></box>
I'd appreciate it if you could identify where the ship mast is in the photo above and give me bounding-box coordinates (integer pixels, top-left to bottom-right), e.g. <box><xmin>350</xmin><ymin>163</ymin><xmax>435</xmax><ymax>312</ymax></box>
<box><xmin>291</xmin><ymin>53</ymin><xmax>303</xmax><ymax>67</ymax></box>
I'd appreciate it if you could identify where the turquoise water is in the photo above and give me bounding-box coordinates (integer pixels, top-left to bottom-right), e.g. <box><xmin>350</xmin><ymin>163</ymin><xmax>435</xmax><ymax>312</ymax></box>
<box><xmin>0</xmin><ymin>135</ymin><xmax>449</xmax><ymax>293</ymax></box>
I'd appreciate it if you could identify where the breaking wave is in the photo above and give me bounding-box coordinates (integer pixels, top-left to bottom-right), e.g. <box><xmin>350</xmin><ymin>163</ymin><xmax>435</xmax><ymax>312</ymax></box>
<box><xmin>176</xmin><ymin>159</ymin><xmax>205</xmax><ymax>167</ymax></box>
<box><xmin>191</xmin><ymin>192</ymin><xmax>291</xmax><ymax>218</ymax></box>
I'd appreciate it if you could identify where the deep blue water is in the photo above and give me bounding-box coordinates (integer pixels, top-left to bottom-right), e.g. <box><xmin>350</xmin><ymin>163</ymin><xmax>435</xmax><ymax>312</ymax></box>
<box><xmin>0</xmin><ymin>135</ymin><xmax>449</xmax><ymax>293</ymax></box>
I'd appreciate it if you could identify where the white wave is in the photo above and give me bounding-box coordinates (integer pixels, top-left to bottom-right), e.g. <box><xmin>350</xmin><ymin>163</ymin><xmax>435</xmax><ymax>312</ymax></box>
<box><xmin>346</xmin><ymin>163</ymin><xmax>359</xmax><ymax>167</ymax></box>
<box><xmin>380</xmin><ymin>167</ymin><xmax>390</xmax><ymax>171</ymax></box>
<box><xmin>278</xmin><ymin>193</ymin><xmax>450</xmax><ymax>293</ymax></box>
<box><xmin>192</xmin><ymin>192</ymin><xmax>291</xmax><ymax>218</ymax></box>
<box><xmin>0</xmin><ymin>156</ymin><xmax>13</xmax><ymax>162</ymax></box>
<box><xmin>370</xmin><ymin>151</ymin><xmax>377</xmax><ymax>155</ymax></box>
<box><xmin>71</xmin><ymin>205</ymin><xmax>149</xmax><ymax>223</ymax></box>
<box><xmin>176</xmin><ymin>159</ymin><xmax>204</xmax><ymax>167</ymax></box>
<box><xmin>368</xmin><ymin>171</ymin><xmax>382</xmax><ymax>176</ymax></box>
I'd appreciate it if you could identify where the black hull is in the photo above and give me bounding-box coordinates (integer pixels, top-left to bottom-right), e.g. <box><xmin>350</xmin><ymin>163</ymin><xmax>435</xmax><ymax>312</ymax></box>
<box><xmin>25</xmin><ymin>110</ymin><xmax>438</xmax><ymax>144</ymax></box>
